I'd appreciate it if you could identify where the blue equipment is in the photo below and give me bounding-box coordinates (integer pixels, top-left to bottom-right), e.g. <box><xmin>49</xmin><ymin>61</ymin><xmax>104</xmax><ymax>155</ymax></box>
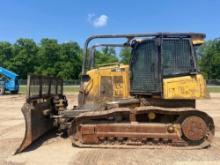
<box><xmin>0</xmin><ymin>67</ymin><xmax>19</xmax><ymax>95</ymax></box>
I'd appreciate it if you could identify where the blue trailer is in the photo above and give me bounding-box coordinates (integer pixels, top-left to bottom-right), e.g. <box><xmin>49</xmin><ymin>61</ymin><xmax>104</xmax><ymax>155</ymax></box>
<box><xmin>0</xmin><ymin>67</ymin><xmax>19</xmax><ymax>95</ymax></box>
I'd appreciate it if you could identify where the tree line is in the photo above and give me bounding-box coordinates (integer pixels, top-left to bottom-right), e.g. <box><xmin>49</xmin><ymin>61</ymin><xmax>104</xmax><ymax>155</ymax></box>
<box><xmin>0</xmin><ymin>38</ymin><xmax>219</xmax><ymax>80</ymax></box>
<box><xmin>198</xmin><ymin>39</ymin><xmax>220</xmax><ymax>79</ymax></box>
<box><xmin>0</xmin><ymin>38</ymin><xmax>121</xmax><ymax>80</ymax></box>
<box><xmin>0</xmin><ymin>39</ymin><xmax>82</xmax><ymax>79</ymax></box>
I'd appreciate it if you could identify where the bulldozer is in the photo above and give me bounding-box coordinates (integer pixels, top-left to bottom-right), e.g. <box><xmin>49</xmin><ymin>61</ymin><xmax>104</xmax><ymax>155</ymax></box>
<box><xmin>16</xmin><ymin>32</ymin><xmax>215</xmax><ymax>153</ymax></box>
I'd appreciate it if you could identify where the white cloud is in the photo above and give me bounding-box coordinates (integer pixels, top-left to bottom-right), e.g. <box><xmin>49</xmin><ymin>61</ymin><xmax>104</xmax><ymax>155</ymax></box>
<box><xmin>93</xmin><ymin>15</ymin><xmax>108</xmax><ymax>27</ymax></box>
<box><xmin>88</xmin><ymin>14</ymin><xmax>108</xmax><ymax>28</ymax></box>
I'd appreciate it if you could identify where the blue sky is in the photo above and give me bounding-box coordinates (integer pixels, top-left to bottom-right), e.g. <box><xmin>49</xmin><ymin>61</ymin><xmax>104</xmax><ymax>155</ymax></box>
<box><xmin>0</xmin><ymin>0</ymin><xmax>220</xmax><ymax>46</ymax></box>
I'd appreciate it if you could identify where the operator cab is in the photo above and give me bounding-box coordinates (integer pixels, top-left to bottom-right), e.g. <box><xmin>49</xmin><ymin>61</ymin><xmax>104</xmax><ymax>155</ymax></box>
<box><xmin>129</xmin><ymin>34</ymin><xmax>204</xmax><ymax>96</ymax></box>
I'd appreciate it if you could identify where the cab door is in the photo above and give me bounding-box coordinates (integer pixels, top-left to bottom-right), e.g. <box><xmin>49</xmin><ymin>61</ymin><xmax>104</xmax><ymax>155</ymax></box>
<box><xmin>130</xmin><ymin>40</ymin><xmax>161</xmax><ymax>95</ymax></box>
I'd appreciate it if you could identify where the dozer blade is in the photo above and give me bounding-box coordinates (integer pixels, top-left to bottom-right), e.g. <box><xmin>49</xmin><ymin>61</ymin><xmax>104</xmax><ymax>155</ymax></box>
<box><xmin>16</xmin><ymin>102</ymin><xmax>54</xmax><ymax>153</ymax></box>
<box><xmin>16</xmin><ymin>74</ymin><xmax>64</xmax><ymax>154</ymax></box>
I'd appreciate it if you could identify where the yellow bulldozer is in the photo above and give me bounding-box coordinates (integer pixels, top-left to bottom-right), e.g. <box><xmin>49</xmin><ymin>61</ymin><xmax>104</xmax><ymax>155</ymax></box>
<box><xmin>16</xmin><ymin>33</ymin><xmax>215</xmax><ymax>153</ymax></box>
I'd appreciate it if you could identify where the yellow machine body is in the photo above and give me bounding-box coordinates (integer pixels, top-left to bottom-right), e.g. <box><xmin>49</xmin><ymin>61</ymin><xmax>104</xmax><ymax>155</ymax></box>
<box><xmin>82</xmin><ymin>64</ymin><xmax>130</xmax><ymax>103</ymax></box>
<box><xmin>163</xmin><ymin>74</ymin><xmax>208</xmax><ymax>99</ymax></box>
<box><xmin>83</xmin><ymin>65</ymin><xmax>208</xmax><ymax>102</ymax></box>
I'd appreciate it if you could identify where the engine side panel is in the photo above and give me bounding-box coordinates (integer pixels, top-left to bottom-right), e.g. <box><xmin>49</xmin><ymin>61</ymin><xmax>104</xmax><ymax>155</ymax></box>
<box><xmin>163</xmin><ymin>74</ymin><xmax>208</xmax><ymax>99</ymax></box>
<box><xmin>82</xmin><ymin>65</ymin><xmax>130</xmax><ymax>104</ymax></box>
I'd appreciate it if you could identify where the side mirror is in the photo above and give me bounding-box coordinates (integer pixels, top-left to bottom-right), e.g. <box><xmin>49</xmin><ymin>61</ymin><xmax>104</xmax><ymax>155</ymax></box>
<box><xmin>81</xmin><ymin>74</ymin><xmax>90</xmax><ymax>82</ymax></box>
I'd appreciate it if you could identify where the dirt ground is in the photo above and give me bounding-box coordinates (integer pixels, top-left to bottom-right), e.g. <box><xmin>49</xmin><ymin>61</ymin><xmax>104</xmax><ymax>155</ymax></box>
<box><xmin>0</xmin><ymin>93</ymin><xmax>220</xmax><ymax>165</ymax></box>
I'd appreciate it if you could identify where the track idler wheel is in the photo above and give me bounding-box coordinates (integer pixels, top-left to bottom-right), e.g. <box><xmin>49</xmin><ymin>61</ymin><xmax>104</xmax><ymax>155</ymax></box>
<box><xmin>180</xmin><ymin>115</ymin><xmax>212</xmax><ymax>145</ymax></box>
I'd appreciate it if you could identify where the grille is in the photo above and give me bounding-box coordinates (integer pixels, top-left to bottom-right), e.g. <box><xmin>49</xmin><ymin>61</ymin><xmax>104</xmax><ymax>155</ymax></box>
<box><xmin>100</xmin><ymin>76</ymin><xmax>113</xmax><ymax>97</ymax></box>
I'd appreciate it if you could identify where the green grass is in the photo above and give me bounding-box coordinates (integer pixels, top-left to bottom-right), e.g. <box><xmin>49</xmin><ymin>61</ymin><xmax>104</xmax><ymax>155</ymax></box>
<box><xmin>63</xmin><ymin>85</ymin><xmax>79</xmax><ymax>93</ymax></box>
<box><xmin>19</xmin><ymin>85</ymin><xmax>26</xmax><ymax>94</ymax></box>
<box><xmin>19</xmin><ymin>85</ymin><xmax>79</xmax><ymax>94</ymax></box>
<box><xmin>19</xmin><ymin>85</ymin><xmax>220</xmax><ymax>95</ymax></box>
<box><xmin>207</xmin><ymin>86</ymin><xmax>220</xmax><ymax>93</ymax></box>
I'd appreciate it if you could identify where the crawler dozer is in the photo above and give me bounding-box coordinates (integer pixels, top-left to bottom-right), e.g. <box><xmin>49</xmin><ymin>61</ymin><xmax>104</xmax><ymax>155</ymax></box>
<box><xmin>17</xmin><ymin>33</ymin><xmax>215</xmax><ymax>153</ymax></box>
